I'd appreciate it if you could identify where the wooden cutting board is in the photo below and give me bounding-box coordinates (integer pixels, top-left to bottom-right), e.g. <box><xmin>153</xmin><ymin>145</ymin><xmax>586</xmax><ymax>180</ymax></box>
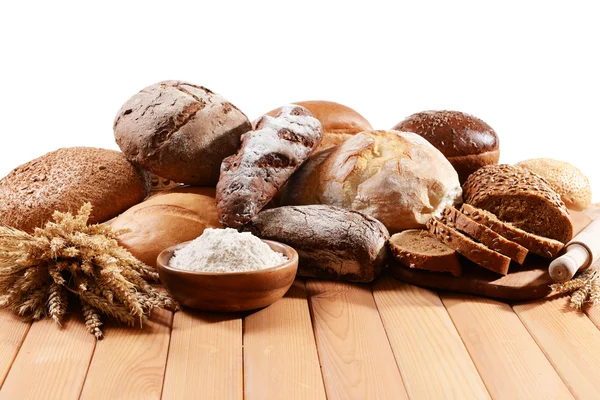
<box><xmin>392</xmin><ymin>211</ymin><xmax>592</xmax><ymax>301</ymax></box>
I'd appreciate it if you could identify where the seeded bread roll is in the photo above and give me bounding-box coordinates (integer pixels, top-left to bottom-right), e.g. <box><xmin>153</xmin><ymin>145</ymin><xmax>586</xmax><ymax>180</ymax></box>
<box><xmin>463</xmin><ymin>164</ymin><xmax>573</xmax><ymax>243</ymax></box>
<box><xmin>392</xmin><ymin>110</ymin><xmax>499</xmax><ymax>183</ymax></box>
<box><xmin>0</xmin><ymin>147</ymin><xmax>151</xmax><ymax>232</ymax></box>
<box><xmin>114</xmin><ymin>81</ymin><xmax>252</xmax><ymax>185</ymax></box>
<box><xmin>516</xmin><ymin>158</ymin><xmax>592</xmax><ymax>211</ymax></box>
<box><xmin>441</xmin><ymin>206</ymin><xmax>528</xmax><ymax>264</ymax></box>
<box><xmin>427</xmin><ymin>218</ymin><xmax>511</xmax><ymax>275</ymax></box>
<box><xmin>389</xmin><ymin>230</ymin><xmax>462</xmax><ymax>277</ymax></box>
<box><xmin>461</xmin><ymin>204</ymin><xmax>564</xmax><ymax>258</ymax></box>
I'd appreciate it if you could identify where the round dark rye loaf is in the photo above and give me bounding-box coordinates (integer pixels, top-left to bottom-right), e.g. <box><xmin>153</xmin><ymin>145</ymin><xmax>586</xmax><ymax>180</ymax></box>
<box><xmin>0</xmin><ymin>147</ymin><xmax>151</xmax><ymax>232</ymax></box>
<box><xmin>462</xmin><ymin>164</ymin><xmax>573</xmax><ymax>244</ymax></box>
<box><xmin>243</xmin><ymin>205</ymin><xmax>389</xmax><ymax>282</ymax></box>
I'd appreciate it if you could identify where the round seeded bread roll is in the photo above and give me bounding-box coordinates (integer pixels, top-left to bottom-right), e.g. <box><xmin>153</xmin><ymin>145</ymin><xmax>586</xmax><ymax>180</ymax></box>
<box><xmin>260</xmin><ymin>100</ymin><xmax>372</xmax><ymax>150</ymax></box>
<box><xmin>111</xmin><ymin>186</ymin><xmax>222</xmax><ymax>267</ymax></box>
<box><xmin>0</xmin><ymin>147</ymin><xmax>151</xmax><ymax>232</ymax></box>
<box><xmin>114</xmin><ymin>81</ymin><xmax>252</xmax><ymax>185</ymax></box>
<box><xmin>281</xmin><ymin>130</ymin><xmax>462</xmax><ymax>233</ymax></box>
<box><xmin>392</xmin><ymin>110</ymin><xmax>499</xmax><ymax>183</ymax></box>
<box><xmin>516</xmin><ymin>158</ymin><xmax>591</xmax><ymax>211</ymax></box>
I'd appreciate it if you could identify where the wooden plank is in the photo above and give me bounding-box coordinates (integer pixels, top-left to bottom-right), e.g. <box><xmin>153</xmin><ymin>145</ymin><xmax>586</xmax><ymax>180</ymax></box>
<box><xmin>244</xmin><ymin>280</ymin><xmax>326</xmax><ymax>400</ymax></box>
<box><xmin>441</xmin><ymin>293</ymin><xmax>574</xmax><ymax>400</ymax></box>
<box><xmin>0</xmin><ymin>310</ymin><xmax>31</xmax><ymax>388</ymax></box>
<box><xmin>306</xmin><ymin>280</ymin><xmax>408</xmax><ymax>400</ymax></box>
<box><xmin>585</xmin><ymin>304</ymin><xmax>600</xmax><ymax>330</ymax></box>
<box><xmin>162</xmin><ymin>310</ymin><xmax>242</xmax><ymax>400</ymax></box>
<box><xmin>372</xmin><ymin>278</ymin><xmax>489</xmax><ymax>399</ymax></box>
<box><xmin>0</xmin><ymin>315</ymin><xmax>96</xmax><ymax>400</ymax></box>
<box><xmin>79</xmin><ymin>309</ymin><xmax>173</xmax><ymax>400</ymax></box>
<box><xmin>514</xmin><ymin>296</ymin><xmax>600</xmax><ymax>399</ymax></box>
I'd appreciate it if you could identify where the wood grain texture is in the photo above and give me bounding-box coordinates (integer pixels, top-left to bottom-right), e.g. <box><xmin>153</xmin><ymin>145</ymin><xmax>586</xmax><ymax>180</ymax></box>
<box><xmin>514</xmin><ymin>296</ymin><xmax>600</xmax><ymax>399</ymax></box>
<box><xmin>442</xmin><ymin>293</ymin><xmax>574</xmax><ymax>399</ymax></box>
<box><xmin>244</xmin><ymin>280</ymin><xmax>326</xmax><ymax>400</ymax></box>
<box><xmin>0</xmin><ymin>315</ymin><xmax>96</xmax><ymax>400</ymax></box>
<box><xmin>79</xmin><ymin>309</ymin><xmax>173</xmax><ymax>400</ymax></box>
<box><xmin>162</xmin><ymin>310</ymin><xmax>242</xmax><ymax>400</ymax></box>
<box><xmin>306</xmin><ymin>280</ymin><xmax>408</xmax><ymax>400</ymax></box>
<box><xmin>372</xmin><ymin>277</ymin><xmax>489</xmax><ymax>399</ymax></box>
<box><xmin>0</xmin><ymin>310</ymin><xmax>30</xmax><ymax>388</ymax></box>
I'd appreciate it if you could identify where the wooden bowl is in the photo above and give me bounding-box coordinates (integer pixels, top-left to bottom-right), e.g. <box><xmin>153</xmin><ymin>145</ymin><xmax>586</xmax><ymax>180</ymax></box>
<box><xmin>156</xmin><ymin>240</ymin><xmax>298</xmax><ymax>312</ymax></box>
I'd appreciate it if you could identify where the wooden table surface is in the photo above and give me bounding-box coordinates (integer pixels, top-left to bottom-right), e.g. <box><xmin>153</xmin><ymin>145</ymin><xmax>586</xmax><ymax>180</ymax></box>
<box><xmin>1</xmin><ymin>276</ymin><xmax>600</xmax><ymax>400</ymax></box>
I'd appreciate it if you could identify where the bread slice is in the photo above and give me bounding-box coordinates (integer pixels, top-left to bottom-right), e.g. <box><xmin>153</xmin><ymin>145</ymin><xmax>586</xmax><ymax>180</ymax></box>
<box><xmin>462</xmin><ymin>164</ymin><xmax>573</xmax><ymax>243</ymax></box>
<box><xmin>441</xmin><ymin>206</ymin><xmax>528</xmax><ymax>264</ymax></box>
<box><xmin>389</xmin><ymin>230</ymin><xmax>462</xmax><ymax>277</ymax></box>
<box><xmin>461</xmin><ymin>204</ymin><xmax>564</xmax><ymax>258</ymax></box>
<box><xmin>427</xmin><ymin>219</ymin><xmax>511</xmax><ymax>275</ymax></box>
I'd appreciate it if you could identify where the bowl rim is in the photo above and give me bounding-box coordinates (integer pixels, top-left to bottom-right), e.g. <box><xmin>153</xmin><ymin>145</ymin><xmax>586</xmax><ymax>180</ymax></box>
<box><xmin>157</xmin><ymin>239</ymin><xmax>299</xmax><ymax>277</ymax></box>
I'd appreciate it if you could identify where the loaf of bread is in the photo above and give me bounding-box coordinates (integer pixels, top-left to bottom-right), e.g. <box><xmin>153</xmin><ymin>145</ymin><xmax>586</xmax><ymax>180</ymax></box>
<box><xmin>216</xmin><ymin>104</ymin><xmax>323</xmax><ymax>228</ymax></box>
<box><xmin>111</xmin><ymin>186</ymin><xmax>222</xmax><ymax>267</ymax></box>
<box><xmin>0</xmin><ymin>147</ymin><xmax>150</xmax><ymax>232</ymax></box>
<box><xmin>516</xmin><ymin>158</ymin><xmax>592</xmax><ymax>211</ymax></box>
<box><xmin>281</xmin><ymin>130</ymin><xmax>462</xmax><ymax>233</ymax></box>
<box><xmin>244</xmin><ymin>205</ymin><xmax>389</xmax><ymax>282</ymax></box>
<box><xmin>392</xmin><ymin>110</ymin><xmax>499</xmax><ymax>183</ymax></box>
<box><xmin>389</xmin><ymin>230</ymin><xmax>462</xmax><ymax>277</ymax></box>
<box><xmin>463</xmin><ymin>164</ymin><xmax>573</xmax><ymax>243</ymax></box>
<box><xmin>114</xmin><ymin>81</ymin><xmax>252</xmax><ymax>185</ymax></box>
<box><xmin>260</xmin><ymin>100</ymin><xmax>372</xmax><ymax>150</ymax></box>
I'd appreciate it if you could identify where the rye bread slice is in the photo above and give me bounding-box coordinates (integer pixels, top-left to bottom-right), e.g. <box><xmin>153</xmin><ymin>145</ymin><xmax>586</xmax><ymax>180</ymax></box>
<box><xmin>441</xmin><ymin>206</ymin><xmax>528</xmax><ymax>264</ymax></box>
<box><xmin>389</xmin><ymin>230</ymin><xmax>462</xmax><ymax>277</ymax></box>
<box><xmin>461</xmin><ymin>204</ymin><xmax>564</xmax><ymax>258</ymax></box>
<box><xmin>427</xmin><ymin>218</ymin><xmax>511</xmax><ymax>275</ymax></box>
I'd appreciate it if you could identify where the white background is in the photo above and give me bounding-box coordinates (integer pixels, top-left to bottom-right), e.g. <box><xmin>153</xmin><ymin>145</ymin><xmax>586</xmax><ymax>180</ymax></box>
<box><xmin>1</xmin><ymin>1</ymin><xmax>598</xmax><ymax>202</ymax></box>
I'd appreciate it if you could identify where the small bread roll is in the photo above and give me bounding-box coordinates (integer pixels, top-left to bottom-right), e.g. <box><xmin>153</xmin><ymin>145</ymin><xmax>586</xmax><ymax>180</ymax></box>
<box><xmin>516</xmin><ymin>158</ymin><xmax>592</xmax><ymax>211</ymax></box>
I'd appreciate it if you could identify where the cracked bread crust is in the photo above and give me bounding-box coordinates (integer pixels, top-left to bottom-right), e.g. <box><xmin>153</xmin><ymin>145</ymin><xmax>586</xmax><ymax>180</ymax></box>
<box><xmin>243</xmin><ymin>205</ymin><xmax>389</xmax><ymax>282</ymax></box>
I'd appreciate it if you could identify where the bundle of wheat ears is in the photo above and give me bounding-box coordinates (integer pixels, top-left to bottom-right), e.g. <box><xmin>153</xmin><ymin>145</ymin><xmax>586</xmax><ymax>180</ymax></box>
<box><xmin>0</xmin><ymin>203</ymin><xmax>178</xmax><ymax>339</ymax></box>
<box><xmin>551</xmin><ymin>265</ymin><xmax>600</xmax><ymax>310</ymax></box>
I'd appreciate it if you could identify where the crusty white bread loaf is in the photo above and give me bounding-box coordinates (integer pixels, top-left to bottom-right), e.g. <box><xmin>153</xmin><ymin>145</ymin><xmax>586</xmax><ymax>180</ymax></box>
<box><xmin>216</xmin><ymin>105</ymin><xmax>323</xmax><ymax>228</ymax></box>
<box><xmin>462</xmin><ymin>164</ymin><xmax>573</xmax><ymax>244</ymax></box>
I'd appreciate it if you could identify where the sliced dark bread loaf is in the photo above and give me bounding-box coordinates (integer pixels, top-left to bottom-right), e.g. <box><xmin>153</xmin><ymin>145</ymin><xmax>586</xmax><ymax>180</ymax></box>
<box><xmin>389</xmin><ymin>230</ymin><xmax>462</xmax><ymax>277</ymax></box>
<box><xmin>427</xmin><ymin>218</ymin><xmax>511</xmax><ymax>275</ymax></box>
<box><xmin>462</xmin><ymin>164</ymin><xmax>573</xmax><ymax>243</ymax></box>
<box><xmin>441</xmin><ymin>206</ymin><xmax>528</xmax><ymax>264</ymax></box>
<box><xmin>461</xmin><ymin>204</ymin><xmax>564</xmax><ymax>258</ymax></box>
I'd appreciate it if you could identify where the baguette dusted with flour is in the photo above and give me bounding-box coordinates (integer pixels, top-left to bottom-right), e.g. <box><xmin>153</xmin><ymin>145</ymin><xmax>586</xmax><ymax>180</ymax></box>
<box><xmin>216</xmin><ymin>105</ymin><xmax>323</xmax><ymax>228</ymax></box>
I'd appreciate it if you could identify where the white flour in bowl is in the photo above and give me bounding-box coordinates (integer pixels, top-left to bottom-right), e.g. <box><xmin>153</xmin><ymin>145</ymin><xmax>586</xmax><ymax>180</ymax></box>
<box><xmin>168</xmin><ymin>228</ymin><xmax>288</xmax><ymax>273</ymax></box>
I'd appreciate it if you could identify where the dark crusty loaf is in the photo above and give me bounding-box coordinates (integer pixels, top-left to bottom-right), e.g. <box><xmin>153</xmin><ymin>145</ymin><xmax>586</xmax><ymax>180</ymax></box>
<box><xmin>244</xmin><ymin>205</ymin><xmax>389</xmax><ymax>282</ymax></box>
<box><xmin>441</xmin><ymin>206</ymin><xmax>528</xmax><ymax>264</ymax></box>
<box><xmin>0</xmin><ymin>147</ymin><xmax>151</xmax><ymax>232</ymax></box>
<box><xmin>216</xmin><ymin>105</ymin><xmax>323</xmax><ymax>228</ymax></box>
<box><xmin>389</xmin><ymin>229</ymin><xmax>462</xmax><ymax>277</ymax></box>
<box><xmin>462</xmin><ymin>164</ymin><xmax>573</xmax><ymax>243</ymax></box>
<box><xmin>427</xmin><ymin>218</ymin><xmax>511</xmax><ymax>275</ymax></box>
<box><xmin>461</xmin><ymin>204</ymin><xmax>564</xmax><ymax>258</ymax></box>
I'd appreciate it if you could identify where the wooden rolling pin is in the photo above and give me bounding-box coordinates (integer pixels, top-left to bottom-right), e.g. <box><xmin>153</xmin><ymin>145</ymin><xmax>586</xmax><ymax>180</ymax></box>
<box><xmin>550</xmin><ymin>218</ymin><xmax>600</xmax><ymax>282</ymax></box>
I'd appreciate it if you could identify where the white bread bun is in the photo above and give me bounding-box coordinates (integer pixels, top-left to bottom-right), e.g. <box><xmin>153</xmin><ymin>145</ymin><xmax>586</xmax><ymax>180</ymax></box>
<box><xmin>281</xmin><ymin>130</ymin><xmax>462</xmax><ymax>233</ymax></box>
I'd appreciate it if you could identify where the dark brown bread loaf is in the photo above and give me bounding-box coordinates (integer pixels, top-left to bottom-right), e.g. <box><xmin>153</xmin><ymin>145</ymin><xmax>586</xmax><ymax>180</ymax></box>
<box><xmin>427</xmin><ymin>218</ymin><xmax>511</xmax><ymax>275</ymax></box>
<box><xmin>441</xmin><ymin>206</ymin><xmax>528</xmax><ymax>264</ymax></box>
<box><xmin>243</xmin><ymin>205</ymin><xmax>389</xmax><ymax>282</ymax></box>
<box><xmin>0</xmin><ymin>147</ymin><xmax>151</xmax><ymax>232</ymax></box>
<box><xmin>392</xmin><ymin>110</ymin><xmax>499</xmax><ymax>183</ymax></box>
<box><xmin>216</xmin><ymin>105</ymin><xmax>323</xmax><ymax>228</ymax></box>
<box><xmin>461</xmin><ymin>204</ymin><xmax>565</xmax><ymax>258</ymax></box>
<box><xmin>462</xmin><ymin>164</ymin><xmax>573</xmax><ymax>243</ymax></box>
<box><xmin>114</xmin><ymin>81</ymin><xmax>251</xmax><ymax>185</ymax></box>
<box><xmin>389</xmin><ymin>230</ymin><xmax>462</xmax><ymax>277</ymax></box>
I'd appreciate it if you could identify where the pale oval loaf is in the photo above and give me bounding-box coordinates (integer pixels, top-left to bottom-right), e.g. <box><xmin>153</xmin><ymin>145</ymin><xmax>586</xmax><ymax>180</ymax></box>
<box><xmin>243</xmin><ymin>205</ymin><xmax>389</xmax><ymax>282</ymax></box>
<box><xmin>0</xmin><ymin>147</ymin><xmax>151</xmax><ymax>232</ymax></box>
<box><xmin>462</xmin><ymin>164</ymin><xmax>573</xmax><ymax>243</ymax></box>
<box><xmin>516</xmin><ymin>158</ymin><xmax>591</xmax><ymax>211</ymax></box>
<box><xmin>111</xmin><ymin>186</ymin><xmax>222</xmax><ymax>267</ymax></box>
<box><xmin>281</xmin><ymin>130</ymin><xmax>462</xmax><ymax>233</ymax></box>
